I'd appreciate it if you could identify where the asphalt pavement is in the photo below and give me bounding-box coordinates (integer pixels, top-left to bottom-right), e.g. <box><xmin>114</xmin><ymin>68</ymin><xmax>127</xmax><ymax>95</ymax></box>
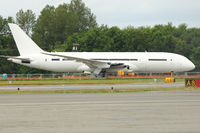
<box><xmin>0</xmin><ymin>90</ymin><xmax>200</xmax><ymax>133</ymax></box>
<box><xmin>0</xmin><ymin>82</ymin><xmax>184</xmax><ymax>91</ymax></box>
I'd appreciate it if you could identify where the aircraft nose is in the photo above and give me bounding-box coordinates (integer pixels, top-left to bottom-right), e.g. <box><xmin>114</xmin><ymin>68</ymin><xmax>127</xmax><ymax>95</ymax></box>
<box><xmin>183</xmin><ymin>60</ymin><xmax>195</xmax><ymax>71</ymax></box>
<box><xmin>190</xmin><ymin>61</ymin><xmax>195</xmax><ymax>70</ymax></box>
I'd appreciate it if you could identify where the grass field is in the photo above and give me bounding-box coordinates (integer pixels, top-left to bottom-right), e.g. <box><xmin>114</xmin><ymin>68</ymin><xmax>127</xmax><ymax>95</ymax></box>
<box><xmin>0</xmin><ymin>77</ymin><xmax>184</xmax><ymax>85</ymax></box>
<box><xmin>0</xmin><ymin>77</ymin><xmax>189</xmax><ymax>94</ymax></box>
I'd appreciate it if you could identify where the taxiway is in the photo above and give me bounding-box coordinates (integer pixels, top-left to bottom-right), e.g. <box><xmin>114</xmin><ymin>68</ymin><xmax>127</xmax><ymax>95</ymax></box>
<box><xmin>0</xmin><ymin>82</ymin><xmax>184</xmax><ymax>91</ymax></box>
<box><xmin>0</xmin><ymin>90</ymin><xmax>200</xmax><ymax>133</ymax></box>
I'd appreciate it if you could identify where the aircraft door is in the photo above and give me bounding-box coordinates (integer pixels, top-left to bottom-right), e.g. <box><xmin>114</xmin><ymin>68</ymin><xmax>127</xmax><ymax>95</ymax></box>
<box><xmin>170</xmin><ymin>59</ymin><xmax>178</xmax><ymax>72</ymax></box>
<box><xmin>138</xmin><ymin>58</ymin><xmax>146</xmax><ymax>71</ymax></box>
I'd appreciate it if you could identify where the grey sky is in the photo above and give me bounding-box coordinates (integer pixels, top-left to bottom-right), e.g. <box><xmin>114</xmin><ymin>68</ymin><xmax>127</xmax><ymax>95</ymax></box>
<box><xmin>1</xmin><ymin>0</ymin><xmax>200</xmax><ymax>28</ymax></box>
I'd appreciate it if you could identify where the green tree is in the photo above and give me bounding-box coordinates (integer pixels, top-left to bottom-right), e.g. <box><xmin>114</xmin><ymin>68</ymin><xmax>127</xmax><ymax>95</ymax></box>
<box><xmin>122</xmin><ymin>26</ymin><xmax>151</xmax><ymax>52</ymax></box>
<box><xmin>32</xmin><ymin>5</ymin><xmax>56</xmax><ymax>50</ymax></box>
<box><xmin>16</xmin><ymin>9</ymin><xmax>36</xmax><ymax>35</ymax></box>
<box><xmin>0</xmin><ymin>16</ymin><xmax>20</xmax><ymax>73</ymax></box>
<box><xmin>68</xmin><ymin>0</ymin><xmax>97</xmax><ymax>32</ymax></box>
<box><xmin>190</xmin><ymin>47</ymin><xmax>200</xmax><ymax>71</ymax></box>
<box><xmin>65</xmin><ymin>25</ymin><xmax>112</xmax><ymax>52</ymax></box>
<box><xmin>32</xmin><ymin>0</ymin><xmax>97</xmax><ymax>51</ymax></box>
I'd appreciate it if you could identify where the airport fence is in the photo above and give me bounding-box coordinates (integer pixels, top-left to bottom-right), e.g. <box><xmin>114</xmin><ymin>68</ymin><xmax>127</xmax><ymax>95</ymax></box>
<box><xmin>0</xmin><ymin>72</ymin><xmax>200</xmax><ymax>79</ymax></box>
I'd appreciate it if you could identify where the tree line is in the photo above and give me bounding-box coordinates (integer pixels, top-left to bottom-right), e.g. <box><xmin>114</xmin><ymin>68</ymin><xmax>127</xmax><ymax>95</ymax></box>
<box><xmin>0</xmin><ymin>0</ymin><xmax>200</xmax><ymax>74</ymax></box>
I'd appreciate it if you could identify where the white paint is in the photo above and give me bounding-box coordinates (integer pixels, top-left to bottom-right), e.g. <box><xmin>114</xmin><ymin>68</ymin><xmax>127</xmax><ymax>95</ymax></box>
<box><xmin>6</xmin><ymin>24</ymin><xmax>195</xmax><ymax>76</ymax></box>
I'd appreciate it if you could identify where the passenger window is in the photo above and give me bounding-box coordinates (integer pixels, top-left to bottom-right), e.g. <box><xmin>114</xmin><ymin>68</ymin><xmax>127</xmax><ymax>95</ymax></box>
<box><xmin>52</xmin><ymin>58</ymin><xmax>60</xmax><ymax>61</ymax></box>
<box><xmin>21</xmin><ymin>60</ymin><xmax>30</xmax><ymax>64</ymax></box>
<box><xmin>149</xmin><ymin>59</ymin><xmax>167</xmax><ymax>61</ymax></box>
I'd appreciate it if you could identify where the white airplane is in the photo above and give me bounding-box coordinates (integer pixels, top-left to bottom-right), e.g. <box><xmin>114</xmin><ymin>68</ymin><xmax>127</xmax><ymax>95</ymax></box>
<box><xmin>0</xmin><ymin>23</ymin><xmax>195</xmax><ymax>77</ymax></box>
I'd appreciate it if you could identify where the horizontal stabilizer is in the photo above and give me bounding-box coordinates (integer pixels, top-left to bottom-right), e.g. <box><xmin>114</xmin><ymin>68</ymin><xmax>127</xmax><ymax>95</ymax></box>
<box><xmin>0</xmin><ymin>55</ymin><xmax>31</xmax><ymax>62</ymax></box>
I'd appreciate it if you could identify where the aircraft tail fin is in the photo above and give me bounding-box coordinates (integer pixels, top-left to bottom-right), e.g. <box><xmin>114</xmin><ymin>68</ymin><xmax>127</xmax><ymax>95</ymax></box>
<box><xmin>8</xmin><ymin>23</ymin><xmax>44</xmax><ymax>56</ymax></box>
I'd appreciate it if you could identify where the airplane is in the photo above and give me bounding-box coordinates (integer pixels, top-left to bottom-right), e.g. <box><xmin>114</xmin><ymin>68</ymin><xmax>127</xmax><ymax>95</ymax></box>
<box><xmin>0</xmin><ymin>23</ymin><xmax>195</xmax><ymax>77</ymax></box>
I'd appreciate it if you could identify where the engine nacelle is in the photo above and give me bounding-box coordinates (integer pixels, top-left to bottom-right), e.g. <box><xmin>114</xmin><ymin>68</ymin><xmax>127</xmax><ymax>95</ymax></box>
<box><xmin>125</xmin><ymin>64</ymin><xmax>138</xmax><ymax>72</ymax></box>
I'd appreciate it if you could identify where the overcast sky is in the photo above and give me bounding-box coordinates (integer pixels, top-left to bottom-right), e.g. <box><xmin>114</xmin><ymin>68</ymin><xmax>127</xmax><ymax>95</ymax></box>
<box><xmin>1</xmin><ymin>0</ymin><xmax>200</xmax><ymax>28</ymax></box>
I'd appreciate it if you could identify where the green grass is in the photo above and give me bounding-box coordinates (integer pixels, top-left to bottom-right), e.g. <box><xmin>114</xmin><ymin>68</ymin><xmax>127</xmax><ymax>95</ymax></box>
<box><xmin>0</xmin><ymin>78</ymin><xmax>184</xmax><ymax>85</ymax></box>
<box><xmin>0</xmin><ymin>87</ymin><xmax>198</xmax><ymax>94</ymax></box>
<box><xmin>0</xmin><ymin>77</ymin><xmax>189</xmax><ymax>94</ymax></box>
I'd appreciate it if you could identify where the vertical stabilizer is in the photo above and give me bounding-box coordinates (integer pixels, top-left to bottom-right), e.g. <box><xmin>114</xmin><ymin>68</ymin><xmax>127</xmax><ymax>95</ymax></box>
<box><xmin>8</xmin><ymin>23</ymin><xmax>44</xmax><ymax>56</ymax></box>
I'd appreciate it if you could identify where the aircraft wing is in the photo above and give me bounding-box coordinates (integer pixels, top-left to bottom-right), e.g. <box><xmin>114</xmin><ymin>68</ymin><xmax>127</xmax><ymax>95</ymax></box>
<box><xmin>42</xmin><ymin>52</ymin><xmax>111</xmax><ymax>74</ymax></box>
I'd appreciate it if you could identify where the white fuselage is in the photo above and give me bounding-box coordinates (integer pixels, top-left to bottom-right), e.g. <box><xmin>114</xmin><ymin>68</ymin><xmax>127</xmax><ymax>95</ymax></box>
<box><xmin>11</xmin><ymin>52</ymin><xmax>195</xmax><ymax>73</ymax></box>
<box><xmin>6</xmin><ymin>24</ymin><xmax>195</xmax><ymax>75</ymax></box>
